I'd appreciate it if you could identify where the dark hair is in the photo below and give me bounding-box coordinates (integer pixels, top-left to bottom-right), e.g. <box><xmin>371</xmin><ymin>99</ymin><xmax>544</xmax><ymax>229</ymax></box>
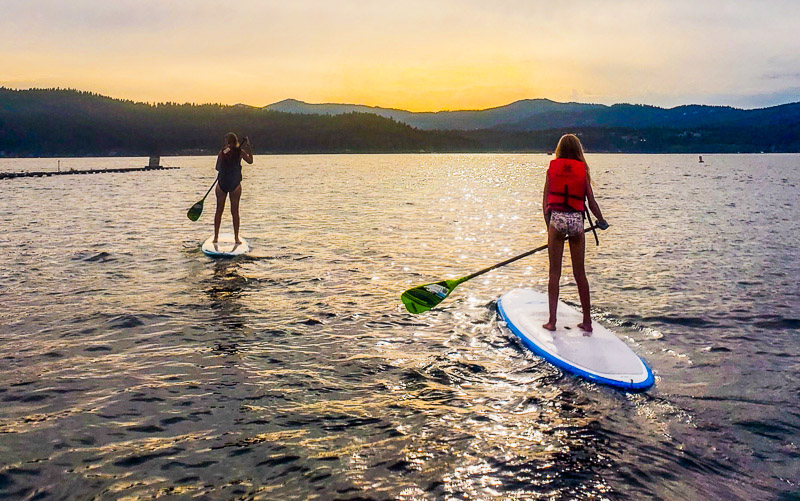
<box><xmin>224</xmin><ymin>132</ymin><xmax>238</xmax><ymax>147</ymax></box>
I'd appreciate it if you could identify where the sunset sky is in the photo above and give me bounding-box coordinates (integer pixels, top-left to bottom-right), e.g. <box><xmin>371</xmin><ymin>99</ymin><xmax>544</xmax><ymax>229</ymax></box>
<box><xmin>2</xmin><ymin>0</ymin><xmax>800</xmax><ymax>111</ymax></box>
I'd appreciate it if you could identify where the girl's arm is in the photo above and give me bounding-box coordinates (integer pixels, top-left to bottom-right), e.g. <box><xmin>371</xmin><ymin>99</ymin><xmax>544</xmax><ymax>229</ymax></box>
<box><xmin>585</xmin><ymin>177</ymin><xmax>606</xmax><ymax>223</ymax></box>
<box><xmin>542</xmin><ymin>176</ymin><xmax>550</xmax><ymax>226</ymax></box>
<box><xmin>241</xmin><ymin>139</ymin><xmax>254</xmax><ymax>164</ymax></box>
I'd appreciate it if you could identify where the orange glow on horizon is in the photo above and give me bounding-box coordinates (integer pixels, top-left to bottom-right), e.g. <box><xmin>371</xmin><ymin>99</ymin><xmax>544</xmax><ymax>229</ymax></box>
<box><xmin>2</xmin><ymin>1</ymin><xmax>799</xmax><ymax>110</ymax></box>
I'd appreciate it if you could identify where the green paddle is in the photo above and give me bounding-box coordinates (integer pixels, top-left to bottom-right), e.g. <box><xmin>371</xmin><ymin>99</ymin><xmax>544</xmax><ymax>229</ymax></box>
<box><xmin>401</xmin><ymin>224</ymin><xmax>600</xmax><ymax>314</ymax></box>
<box><xmin>186</xmin><ymin>178</ymin><xmax>217</xmax><ymax>221</ymax></box>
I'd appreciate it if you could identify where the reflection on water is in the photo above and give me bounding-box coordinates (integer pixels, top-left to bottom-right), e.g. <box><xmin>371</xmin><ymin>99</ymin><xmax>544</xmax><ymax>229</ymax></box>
<box><xmin>0</xmin><ymin>154</ymin><xmax>798</xmax><ymax>499</ymax></box>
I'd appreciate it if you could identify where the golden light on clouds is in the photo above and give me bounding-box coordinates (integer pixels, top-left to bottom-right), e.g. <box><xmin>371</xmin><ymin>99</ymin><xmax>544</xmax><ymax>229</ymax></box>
<box><xmin>328</xmin><ymin>60</ymin><xmax>569</xmax><ymax>111</ymax></box>
<box><xmin>2</xmin><ymin>0</ymin><xmax>800</xmax><ymax>109</ymax></box>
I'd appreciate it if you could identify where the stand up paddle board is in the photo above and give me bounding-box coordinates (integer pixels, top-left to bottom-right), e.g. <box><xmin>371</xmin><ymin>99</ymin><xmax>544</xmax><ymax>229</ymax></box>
<box><xmin>202</xmin><ymin>233</ymin><xmax>249</xmax><ymax>257</ymax></box>
<box><xmin>497</xmin><ymin>288</ymin><xmax>654</xmax><ymax>391</ymax></box>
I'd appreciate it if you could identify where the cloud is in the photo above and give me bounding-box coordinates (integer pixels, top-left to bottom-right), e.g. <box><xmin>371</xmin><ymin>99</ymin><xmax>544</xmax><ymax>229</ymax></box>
<box><xmin>712</xmin><ymin>87</ymin><xmax>800</xmax><ymax>108</ymax></box>
<box><xmin>762</xmin><ymin>72</ymin><xmax>800</xmax><ymax>81</ymax></box>
<box><xmin>2</xmin><ymin>0</ymin><xmax>800</xmax><ymax>109</ymax></box>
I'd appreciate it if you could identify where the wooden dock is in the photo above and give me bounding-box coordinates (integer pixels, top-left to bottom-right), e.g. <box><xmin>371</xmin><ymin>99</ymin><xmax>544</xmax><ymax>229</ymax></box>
<box><xmin>1</xmin><ymin>165</ymin><xmax>178</xmax><ymax>180</ymax></box>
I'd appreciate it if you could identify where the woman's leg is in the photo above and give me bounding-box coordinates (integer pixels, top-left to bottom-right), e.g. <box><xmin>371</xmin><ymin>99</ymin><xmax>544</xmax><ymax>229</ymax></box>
<box><xmin>213</xmin><ymin>185</ymin><xmax>227</xmax><ymax>242</ymax></box>
<box><xmin>568</xmin><ymin>232</ymin><xmax>593</xmax><ymax>332</ymax></box>
<box><xmin>543</xmin><ymin>225</ymin><xmax>565</xmax><ymax>331</ymax></box>
<box><xmin>229</xmin><ymin>184</ymin><xmax>242</xmax><ymax>244</ymax></box>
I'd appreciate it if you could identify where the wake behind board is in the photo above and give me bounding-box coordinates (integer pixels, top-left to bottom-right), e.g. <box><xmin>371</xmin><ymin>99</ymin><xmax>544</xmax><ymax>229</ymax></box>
<box><xmin>202</xmin><ymin>234</ymin><xmax>249</xmax><ymax>257</ymax></box>
<box><xmin>497</xmin><ymin>289</ymin><xmax>654</xmax><ymax>391</ymax></box>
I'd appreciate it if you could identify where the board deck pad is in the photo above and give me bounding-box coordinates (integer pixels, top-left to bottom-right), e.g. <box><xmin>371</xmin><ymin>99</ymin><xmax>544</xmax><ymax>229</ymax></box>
<box><xmin>202</xmin><ymin>234</ymin><xmax>249</xmax><ymax>257</ymax></box>
<box><xmin>497</xmin><ymin>288</ymin><xmax>654</xmax><ymax>391</ymax></box>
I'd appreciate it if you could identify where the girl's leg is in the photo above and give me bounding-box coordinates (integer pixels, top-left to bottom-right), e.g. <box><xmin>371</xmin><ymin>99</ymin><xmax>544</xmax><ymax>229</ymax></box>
<box><xmin>568</xmin><ymin>232</ymin><xmax>593</xmax><ymax>332</ymax></box>
<box><xmin>543</xmin><ymin>225</ymin><xmax>565</xmax><ymax>331</ymax></box>
<box><xmin>229</xmin><ymin>184</ymin><xmax>242</xmax><ymax>244</ymax></box>
<box><xmin>213</xmin><ymin>185</ymin><xmax>227</xmax><ymax>242</ymax></box>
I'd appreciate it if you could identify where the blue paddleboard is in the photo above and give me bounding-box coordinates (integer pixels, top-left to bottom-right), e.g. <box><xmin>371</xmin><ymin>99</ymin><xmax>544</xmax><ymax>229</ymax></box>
<box><xmin>497</xmin><ymin>288</ymin><xmax>654</xmax><ymax>391</ymax></box>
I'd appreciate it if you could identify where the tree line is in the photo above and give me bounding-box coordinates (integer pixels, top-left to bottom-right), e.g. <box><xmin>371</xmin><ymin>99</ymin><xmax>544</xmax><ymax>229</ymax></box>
<box><xmin>1</xmin><ymin>88</ymin><xmax>798</xmax><ymax>156</ymax></box>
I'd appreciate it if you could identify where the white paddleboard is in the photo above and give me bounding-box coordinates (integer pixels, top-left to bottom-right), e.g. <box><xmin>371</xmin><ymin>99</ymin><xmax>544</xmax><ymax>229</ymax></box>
<box><xmin>497</xmin><ymin>288</ymin><xmax>654</xmax><ymax>391</ymax></box>
<box><xmin>202</xmin><ymin>233</ymin><xmax>249</xmax><ymax>257</ymax></box>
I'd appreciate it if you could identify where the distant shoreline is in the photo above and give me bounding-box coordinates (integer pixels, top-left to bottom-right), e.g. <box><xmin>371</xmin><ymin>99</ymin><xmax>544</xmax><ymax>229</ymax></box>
<box><xmin>3</xmin><ymin>88</ymin><xmax>799</xmax><ymax>156</ymax></box>
<box><xmin>3</xmin><ymin>151</ymin><xmax>799</xmax><ymax>161</ymax></box>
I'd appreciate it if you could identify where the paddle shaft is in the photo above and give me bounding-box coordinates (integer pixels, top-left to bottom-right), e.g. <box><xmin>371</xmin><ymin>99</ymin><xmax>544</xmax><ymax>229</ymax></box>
<box><xmin>462</xmin><ymin>224</ymin><xmax>599</xmax><ymax>282</ymax></box>
<box><xmin>584</xmin><ymin>208</ymin><xmax>600</xmax><ymax>246</ymax></box>
<box><xmin>200</xmin><ymin>178</ymin><xmax>218</xmax><ymax>202</ymax></box>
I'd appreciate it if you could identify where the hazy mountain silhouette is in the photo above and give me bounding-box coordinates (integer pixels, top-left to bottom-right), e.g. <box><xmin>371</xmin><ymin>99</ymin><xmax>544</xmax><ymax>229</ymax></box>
<box><xmin>265</xmin><ymin>98</ymin><xmax>800</xmax><ymax>132</ymax></box>
<box><xmin>266</xmin><ymin>98</ymin><xmax>590</xmax><ymax>130</ymax></box>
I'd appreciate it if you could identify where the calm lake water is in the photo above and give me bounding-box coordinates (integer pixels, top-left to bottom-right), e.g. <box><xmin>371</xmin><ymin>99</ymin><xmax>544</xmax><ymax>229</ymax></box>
<box><xmin>1</xmin><ymin>154</ymin><xmax>798</xmax><ymax>500</ymax></box>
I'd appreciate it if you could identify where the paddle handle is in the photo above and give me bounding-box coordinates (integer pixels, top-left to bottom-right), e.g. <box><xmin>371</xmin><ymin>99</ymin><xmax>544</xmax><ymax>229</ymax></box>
<box><xmin>462</xmin><ymin>225</ymin><xmax>599</xmax><ymax>282</ymax></box>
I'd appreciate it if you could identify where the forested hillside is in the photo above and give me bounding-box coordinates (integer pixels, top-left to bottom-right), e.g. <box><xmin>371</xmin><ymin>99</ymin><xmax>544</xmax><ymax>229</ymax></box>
<box><xmin>2</xmin><ymin>88</ymin><xmax>799</xmax><ymax>155</ymax></box>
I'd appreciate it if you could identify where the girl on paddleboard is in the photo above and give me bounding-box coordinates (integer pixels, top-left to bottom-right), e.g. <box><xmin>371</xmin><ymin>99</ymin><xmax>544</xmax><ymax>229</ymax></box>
<box><xmin>542</xmin><ymin>134</ymin><xmax>608</xmax><ymax>332</ymax></box>
<box><xmin>214</xmin><ymin>132</ymin><xmax>253</xmax><ymax>244</ymax></box>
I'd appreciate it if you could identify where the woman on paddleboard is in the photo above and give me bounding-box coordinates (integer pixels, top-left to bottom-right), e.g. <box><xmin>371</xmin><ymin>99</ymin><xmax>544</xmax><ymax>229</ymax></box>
<box><xmin>214</xmin><ymin>132</ymin><xmax>253</xmax><ymax>244</ymax></box>
<box><xmin>542</xmin><ymin>134</ymin><xmax>608</xmax><ymax>332</ymax></box>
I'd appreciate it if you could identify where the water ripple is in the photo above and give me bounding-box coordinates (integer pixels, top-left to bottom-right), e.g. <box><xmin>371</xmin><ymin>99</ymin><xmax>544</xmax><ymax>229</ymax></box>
<box><xmin>1</xmin><ymin>154</ymin><xmax>799</xmax><ymax>499</ymax></box>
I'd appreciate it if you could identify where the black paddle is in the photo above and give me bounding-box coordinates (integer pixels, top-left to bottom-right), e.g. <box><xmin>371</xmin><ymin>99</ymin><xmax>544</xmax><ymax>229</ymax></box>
<box><xmin>186</xmin><ymin>137</ymin><xmax>248</xmax><ymax>221</ymax></box>
<box><xmin>401</xmin><ymin>224</ymin><xmax>604</xmax><ymax>314</ymax></box>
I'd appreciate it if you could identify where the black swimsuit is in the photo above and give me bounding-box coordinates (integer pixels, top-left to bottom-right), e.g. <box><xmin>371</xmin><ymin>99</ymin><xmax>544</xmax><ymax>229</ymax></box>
<box><xmin>216</xmin><ymin>147</ymin><xmax>242</xmax><ymax>193</ymax></box>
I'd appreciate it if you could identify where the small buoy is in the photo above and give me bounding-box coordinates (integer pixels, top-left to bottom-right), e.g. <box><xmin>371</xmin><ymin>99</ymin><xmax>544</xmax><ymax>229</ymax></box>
<box><xmin>698</xmin><ymin>155</ymin><xmax>704</xmax><ymax>163</ymax></box>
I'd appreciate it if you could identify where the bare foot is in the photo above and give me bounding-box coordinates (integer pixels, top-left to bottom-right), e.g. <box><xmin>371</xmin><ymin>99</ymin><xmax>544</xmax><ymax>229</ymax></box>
<box><xmin>542</xmin><ymin>322</ymin><xmax>556</xmax><ymax>331</ymax></box>
<box><xmin>235</xmin><ymin>238</ymin><xmax>242</xmax><ymax>245</ymax></box>
<box><xmin>212</xmin><ymin>237</ymin><xmax>218</xmax><ymax>243</ymax></box>
<box><xmin>577</xmin><ymin>322</ymin><xmax>593</xmax><ymax>333</ymax></box>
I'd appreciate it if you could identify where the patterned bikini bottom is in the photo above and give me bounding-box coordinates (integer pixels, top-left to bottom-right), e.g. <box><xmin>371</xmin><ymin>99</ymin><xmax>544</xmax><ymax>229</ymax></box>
<box><xmin>549</xmin><ymin>210</ymin><xmax>584</xmax><ymax>238</ymax></box>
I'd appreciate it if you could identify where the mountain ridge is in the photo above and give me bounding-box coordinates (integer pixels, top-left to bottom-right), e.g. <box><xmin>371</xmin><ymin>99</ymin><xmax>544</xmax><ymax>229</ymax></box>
<box><xmin>264</xmin><ymin>98</ymin><xmax>800</xmax><ymax>131</ymax></box>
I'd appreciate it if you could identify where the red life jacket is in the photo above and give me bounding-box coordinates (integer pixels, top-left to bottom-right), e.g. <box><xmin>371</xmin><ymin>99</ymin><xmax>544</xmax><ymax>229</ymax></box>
<box><xmin>546</xmin><ymin>158</ymin><xmax>587</xmax><ymax>212</ymax></box>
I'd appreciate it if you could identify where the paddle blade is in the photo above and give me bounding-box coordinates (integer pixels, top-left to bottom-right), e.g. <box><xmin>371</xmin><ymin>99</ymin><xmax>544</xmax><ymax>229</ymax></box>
<box><xmin>401</xmin><ymin>279</ymin><xmax>462</xmax><ymax>314</ymax></box>
<box><xmin>186</xmin><ymin>201</ymin><xmax>204</xmax><ymax>221</ymax></box>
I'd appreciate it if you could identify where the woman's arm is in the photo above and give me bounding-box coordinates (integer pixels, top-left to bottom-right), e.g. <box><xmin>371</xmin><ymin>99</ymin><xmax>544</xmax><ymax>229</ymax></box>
<box><xmin>542</xmin><ymin>176</ymin><xmax>551</xmax><ymax>226</ymax></box>
<box><xmin>585</xmin><ymin>177</ymin><xmax>606</xmax><ymax>223</ymax></box>
<box><xmin>241</xmin><ymin>139</ymin><xmax>253</xmax><ymax>164</ymax></box>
